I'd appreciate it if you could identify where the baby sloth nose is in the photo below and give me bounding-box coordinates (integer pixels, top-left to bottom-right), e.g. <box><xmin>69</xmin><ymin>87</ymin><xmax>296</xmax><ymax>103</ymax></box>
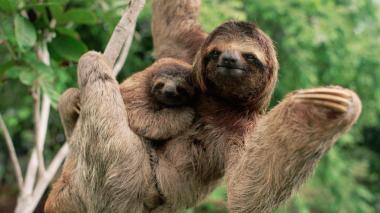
<box><xmin>163</xmin><ymin>86</ymin><xmax>177</xmax><ymax>98</ymax></box>
<box><xmin>220</xmin><ymin>52</ymin><xmax>238</xmax><ymax>67</ymax></box>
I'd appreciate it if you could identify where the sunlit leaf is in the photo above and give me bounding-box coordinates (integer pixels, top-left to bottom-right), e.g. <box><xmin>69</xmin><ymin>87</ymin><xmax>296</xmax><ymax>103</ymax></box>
<box><xmin>0</xmin><ymin>0</ymin><xmax>17</xmax><ymax>13</ymax></box>
<box><xmin>59</xmin><ymin>8</ymin><xmax>98</xmax><ymax>25</ymax></box>
<box><xmin>49</xmin><ymin>34</ymin><xmax>88</xmax><ymax>61</ymax></box>
<box><xmin>14</xmin><ymin>15</ymin><xmax>37</xmax><ymax>50</ymax></box>
<box><xmin>19</xmin><ymin>69</ymin><xmax>38</xmax><ymax>86</ymax></box>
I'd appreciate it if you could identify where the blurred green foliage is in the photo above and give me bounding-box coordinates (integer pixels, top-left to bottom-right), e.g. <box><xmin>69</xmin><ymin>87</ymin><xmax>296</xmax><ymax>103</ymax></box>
<box><xmin>0</xmin><ymin>0</ymin><xmax>379</xmax><ymax>212</ymax></box>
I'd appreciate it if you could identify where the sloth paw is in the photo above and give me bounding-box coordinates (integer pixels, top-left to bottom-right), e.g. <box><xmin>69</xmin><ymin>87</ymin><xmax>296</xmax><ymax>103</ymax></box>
<box><xmin>77</xmin><ymin>51</ymin><xmax>113</xmax><ymax>87</ymax></box>
<box><xmin>292</xmin><ymin>87</ymin><xmax>361</xmax><ymax>124</ymax></box>
<box><xmin>294</xmin><ymin>87</ymin><xmax>352</xmax><ymax>113</ymax></box>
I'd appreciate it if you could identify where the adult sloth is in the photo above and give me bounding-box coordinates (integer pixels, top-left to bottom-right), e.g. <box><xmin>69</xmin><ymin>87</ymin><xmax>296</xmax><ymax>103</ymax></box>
<box><xmin>45</xmin><ymin>1</ymin><xmax>361</xmax><ymax>213</ymax></box>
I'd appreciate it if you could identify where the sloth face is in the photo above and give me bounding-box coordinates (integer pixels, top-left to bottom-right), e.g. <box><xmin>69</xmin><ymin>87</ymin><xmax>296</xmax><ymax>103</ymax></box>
<box><xmin>194</xmin><ymin>21</ymin><xmax>278</xmax><ymax>110</ymax></box>
<box><xmin>204</xmin><ymin>39</ymin><xmax>269</xmax><ymax>100</ymax></box>
<box><xmin>151</xmin><ymin>73</ymin><xmax>195</xmax><ymax>107</ymax></box>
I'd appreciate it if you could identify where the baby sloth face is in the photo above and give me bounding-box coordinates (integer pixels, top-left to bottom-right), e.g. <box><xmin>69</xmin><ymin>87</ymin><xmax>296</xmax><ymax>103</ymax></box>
<box><xmin>151</xmin><ymin>71</ymin><xmax>195</xmax><ymax>107</ymax></box>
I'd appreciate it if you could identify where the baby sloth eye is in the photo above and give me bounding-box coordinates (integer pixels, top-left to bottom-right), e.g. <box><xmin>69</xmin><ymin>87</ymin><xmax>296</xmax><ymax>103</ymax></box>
<box><xmin>177</xmin><ymin>86</ymin><xmax>188</xmax><ymax>96</ymax></box>
<box><xmin>208</xmin><ymin>50</ymin><xmax>221</xmax><ymax>60</ymax></box>
<box><xmin>153</xmin><ymin>82</ymin><xmax>165</xmax><ymax>91</ymax></box>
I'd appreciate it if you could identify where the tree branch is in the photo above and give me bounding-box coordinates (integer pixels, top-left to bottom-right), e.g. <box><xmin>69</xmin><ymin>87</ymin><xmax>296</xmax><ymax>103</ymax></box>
<box><xmin>113</xmin><ymin>24</ymin><xmax>135</xmax><ymax>75</ymax></box>
<box><xmin>23</xmin><ymin>149</ymin><xmax>38</xmax><ymax>195</ymax></box>
<box><xmin>32</xmin><ymin>85</ymin><xmax>46</xmax><ymax>176</ymax></box>
<box><xmin>0</xmin><ymin>114</ymin><xmax>24</xmax><ymax>190</ymax></box>
<box><xmin>22</xmin><ymin>143</ymin><xmax>69</xmax><ymax>213</ymax></box>
<box><xmin>104</xmin><ymin>0</ymin><xmax>145</xmax><ymax>72</ymax></box>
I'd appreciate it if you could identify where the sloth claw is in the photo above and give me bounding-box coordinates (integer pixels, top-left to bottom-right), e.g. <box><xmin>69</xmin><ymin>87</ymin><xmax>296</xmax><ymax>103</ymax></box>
<box><xmin>298</xmin><ymin>87</ymin><xmax>351</xmax><ymax>99</ymax></box>
<box><xmin>294</xmin><ymin>88</ymin><xmax>353</xmax><ymax>113</ymax></box>
<box><xmin>74</xmin><ymin>104</ymin><xmax>81</xmax><ymax>114</ymax></box>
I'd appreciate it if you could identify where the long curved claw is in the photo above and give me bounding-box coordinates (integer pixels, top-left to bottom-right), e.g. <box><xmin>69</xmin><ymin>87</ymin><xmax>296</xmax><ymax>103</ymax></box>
<box><xmin>298</xmin><ymin>87</ymin><xmax>351</xmax><ymax>98</ymax></box>
<box><xmin>74</xmin><ymin>104</ymin><xmax>81</xmax><ymax>114</ymax></box>
<box><xmin>294</xmin><ymin>88</ymin><xmax>353</xmax><ymax>113</ymax></box>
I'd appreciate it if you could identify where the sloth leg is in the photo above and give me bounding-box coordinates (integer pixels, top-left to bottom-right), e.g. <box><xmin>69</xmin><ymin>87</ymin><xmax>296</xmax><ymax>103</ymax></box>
<box><xmin>152</xmin><ymin>0</ymin><xmax>206</xmax><ymax>63</ymax></box>
<box><xmin>57</xmin><ymin>88</ymin><xmax>80</xmax><ymax>140</ymax></box>
<box><xmin>226</xmin><ymin>87</ymin><xmax>361</xmax><ymax>213</ymax></box>
<box><xmin>44</xmin><ymin>155</ymin><xmax>80</xmax><ymax>213</ymax></box>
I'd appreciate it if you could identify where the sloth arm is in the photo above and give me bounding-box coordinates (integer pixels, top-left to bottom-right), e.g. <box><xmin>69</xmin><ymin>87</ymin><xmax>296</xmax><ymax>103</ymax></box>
<box><xmin>152</xmin><ymin>0</ymin><xmax>207</xmax><ymax>63</ymax></box>
<box><xmin>46</xmin><ymin>51</ymin><xmax>146</xmax><ymax>212</ymax></box>
<box><xmin>226</xmin><ymin>87</ymin><xmax>361</xmax><ymax>213</ymax></box>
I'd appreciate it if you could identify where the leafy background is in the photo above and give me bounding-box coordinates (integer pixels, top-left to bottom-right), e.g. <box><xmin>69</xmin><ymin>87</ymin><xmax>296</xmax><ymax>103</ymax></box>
<box><xmin>1</xmin><ymin>0</ymin><xmax>379</xmax><ymax>212</ymax></box>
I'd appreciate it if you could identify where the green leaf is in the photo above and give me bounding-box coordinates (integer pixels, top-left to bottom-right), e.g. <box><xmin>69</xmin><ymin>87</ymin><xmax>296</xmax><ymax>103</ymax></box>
<box><xmin>1</xmin><ymin>15</ymin><xmax>16</xmax><ymax>45</ymax></box>
<box><xmin>0</xmin><ymin>0</ymin><xmax>17</xmax><ymax>13</ymax></box>
<box><xmin>19</xmin><ymin>69</ymin><xmax>38</xmax><ymax>86</ymax></box>
<box><xmin>56</xmin><ymin>27</ymin><xmax>79</xmax><ymax>38</ymax></box>
<box><xmin>5</xmin><ymin>65</ymin><xmax>27</xmax><ymax>79</ymax></box>
<box><xmin>59</xmin><ymin>8</ymin><xmax>97</xmax><ymax>25</ymax></box>
<box><xmin>0</xmin><ymin>61</ymin><xmax>14</xmax><ymax>76</ymax></box>
<box><xmin>40</xmin><ymin>73</ymin><xmax>60</xmax><ymax>107</ymax></box>
<box><xmin>49</xmin><ymin>34</ymin><xmax>88</xmax><ymax>61</ymax></box>
<box><xmin>14</xmin><ymin>15</ymin><xmax>37</xmax><ymax>50</ymax></box>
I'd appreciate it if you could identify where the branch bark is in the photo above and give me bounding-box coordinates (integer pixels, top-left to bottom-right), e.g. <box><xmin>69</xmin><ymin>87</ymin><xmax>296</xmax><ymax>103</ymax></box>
<box><xmin>32</xmin><ymin>85</ymin><xmax>46</xmax><ymax>176</ymax></box>
<box><xmin>104</xmin><ymin>0</ymin><xmax>145</xmax><ymax>71</ymax></box>
<box><xmin>22</xmin><ymin>143</ymin><xmax>69</xmax><ymax>213</ymax></box>
<box><xmin>113</xmin><ymin>24</ymin><xmax>135</xmax><ymax>75</ymax></box>
<box><xmin>0</xmin><ymin>114</ymin><xmax>24</xmax><ymax>190</ymax></box>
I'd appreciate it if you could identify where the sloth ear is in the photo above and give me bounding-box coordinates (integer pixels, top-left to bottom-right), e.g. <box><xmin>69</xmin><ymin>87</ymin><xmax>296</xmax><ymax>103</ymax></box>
<box><xmin>193</xmin><ymin>50</ymin><xmax>207</xmax><ymax>92</ymax></box>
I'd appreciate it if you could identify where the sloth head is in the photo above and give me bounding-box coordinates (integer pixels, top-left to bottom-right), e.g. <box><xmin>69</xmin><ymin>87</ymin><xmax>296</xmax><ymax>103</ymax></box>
<box><xmin>151</xmin><ymin>66</ymin><xmax>195</xmax><ymax>107</ymax></box>
<box><xmin>193</xmin><ymin>21</ymin><xmax>279</xmax><ymax>113</ymax></box>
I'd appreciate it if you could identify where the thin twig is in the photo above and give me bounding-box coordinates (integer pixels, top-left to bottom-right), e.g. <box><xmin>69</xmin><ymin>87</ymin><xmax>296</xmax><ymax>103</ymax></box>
<box><xmin>38</xmin><ymin>94</ymin><xmax>51</xmax><ymax>155</ymax></box>
<box><xmin>0</xmin><ymin>114</ymin><xmax>24</xmax><ymax>190</ymax></box>
<box><xmin>23</xmin><ymin>149</ymin><xmax>38</xmax><ymax>195</ymax></box>
<box><xmin>104</xmin><ymin>0</ymin><xmax>145</xmax><ymax>71</ymax></box>
<box><xmin>113</xmin><ymin>24</ymin><xmax>135</xmax><ymax>75</ymax></box>
<box><xmin>32</xmin><ymin>84</ymin><xmax>46</xmax><ymax>176</ymax></box>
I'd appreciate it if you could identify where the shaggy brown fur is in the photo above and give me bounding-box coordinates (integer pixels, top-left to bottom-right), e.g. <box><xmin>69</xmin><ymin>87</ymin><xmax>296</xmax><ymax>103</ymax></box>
<box><xmin>45</xmin><ymin>0</ymin><xmax>362</xmax><ymax>212</ymax></box>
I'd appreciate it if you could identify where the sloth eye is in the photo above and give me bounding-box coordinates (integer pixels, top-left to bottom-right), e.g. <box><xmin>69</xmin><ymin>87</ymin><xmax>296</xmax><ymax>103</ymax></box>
<box><xmin>208</xmin><ymin>50</ymin><xmax>221</xmax><ymax>60</ymax></box>
<box><xmin>243</xmin><ymin>53</ymin><xmax>265</xmax><ymax>70</ymax></box>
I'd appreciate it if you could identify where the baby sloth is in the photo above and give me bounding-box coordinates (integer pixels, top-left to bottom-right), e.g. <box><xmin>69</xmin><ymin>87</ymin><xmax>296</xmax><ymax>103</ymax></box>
<box><xmin>121</xmin><ymin>58</ymin><xmax>196</xmax><ymax>141</ymax></box>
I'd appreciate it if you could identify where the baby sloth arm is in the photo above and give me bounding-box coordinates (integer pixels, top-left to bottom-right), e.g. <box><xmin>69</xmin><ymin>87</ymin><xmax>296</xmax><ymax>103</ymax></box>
<box><xmin>226</xmin><ymin>87</ymin><xmax>361</xmax><ymax>213</ymax></box>
<box><xmin>120</xmin><ymin>58</ymin><xmax>196</xmax><ymax>140</ymax></box>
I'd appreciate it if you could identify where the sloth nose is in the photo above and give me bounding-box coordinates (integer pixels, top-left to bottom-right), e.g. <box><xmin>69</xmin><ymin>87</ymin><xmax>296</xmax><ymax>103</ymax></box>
<box><xmin>221</xmin><ymin>53</ymin><xmax>238</xmax><ymax>67</ymax></box>
<box><xmin>222</xmin><ymin>56</ymin><xmax>237</xmax><ymax>66</ymax></box>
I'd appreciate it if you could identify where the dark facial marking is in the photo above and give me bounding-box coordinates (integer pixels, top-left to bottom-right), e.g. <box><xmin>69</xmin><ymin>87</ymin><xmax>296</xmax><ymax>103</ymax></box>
<box><xmin>208</xmin><ymin>49</ymin><xmax>221</xmax><ymax>60</ymax></box>
<box><xmin>153</xmin><ymin>81</ymin><xmax>165</xmax><ymax>91</ymax></box>
<box><xmin>242</xmin><ymin>53</ymin><xmax>266</xmax><ymax>71</ymax></box>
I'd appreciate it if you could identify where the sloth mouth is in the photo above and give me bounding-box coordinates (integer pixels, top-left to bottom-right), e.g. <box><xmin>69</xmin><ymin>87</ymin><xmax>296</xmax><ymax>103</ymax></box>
<box><xmin>216</xmin><ymin>65</ymin><xmax>246</xmax><ymax>71</ymax></box>
<box><xmin>216</xmin><ymin>65</ymin><xmax>246</xmax><ymax>78</ymax></box>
